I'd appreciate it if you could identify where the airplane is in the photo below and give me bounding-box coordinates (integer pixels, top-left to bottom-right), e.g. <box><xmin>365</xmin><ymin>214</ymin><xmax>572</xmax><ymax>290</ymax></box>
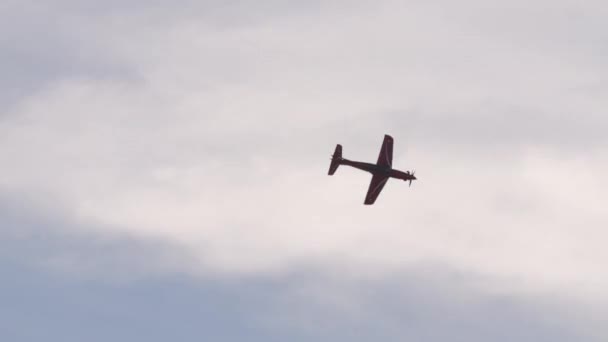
<box><xmin>328</xmin><ymin>134</ymin><xmax>416</xmax><ymax>205</ymax></box>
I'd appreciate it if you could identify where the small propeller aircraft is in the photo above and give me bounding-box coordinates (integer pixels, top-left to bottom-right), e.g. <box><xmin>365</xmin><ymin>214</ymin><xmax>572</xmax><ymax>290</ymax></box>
<box><xmin>328</xmin><ymin>134</ymin><xmax>416</xmax><ymax>205</ymax></box>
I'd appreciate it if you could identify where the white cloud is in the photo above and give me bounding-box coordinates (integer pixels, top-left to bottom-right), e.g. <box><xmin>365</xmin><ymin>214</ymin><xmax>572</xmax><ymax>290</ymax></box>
<box><xmin>2</xmin><ymin>0</ymin><xmax>608</xmax><ymax>327</ymax></box>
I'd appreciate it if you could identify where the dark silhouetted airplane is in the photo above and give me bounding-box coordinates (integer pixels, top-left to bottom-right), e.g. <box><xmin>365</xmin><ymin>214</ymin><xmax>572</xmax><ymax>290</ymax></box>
<box><xmin>328</xmin><ymin>134</ymin><xmax>416</xmax><ymax>205</ymax></box>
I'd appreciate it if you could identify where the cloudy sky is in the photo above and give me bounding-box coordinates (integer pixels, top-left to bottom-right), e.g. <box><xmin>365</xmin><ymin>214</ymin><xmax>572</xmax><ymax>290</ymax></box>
<box><xmin>2</xmin><ymin>0</ymin><xmax>608</xmax><ymax>340</ymax></box>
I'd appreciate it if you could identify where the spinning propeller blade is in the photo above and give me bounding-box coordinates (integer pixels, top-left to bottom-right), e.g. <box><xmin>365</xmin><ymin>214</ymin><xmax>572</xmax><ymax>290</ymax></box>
<box><xmin>409</xmin><ymin>170</ymin><xmax>416</xmax><ymax>187</ymax></box>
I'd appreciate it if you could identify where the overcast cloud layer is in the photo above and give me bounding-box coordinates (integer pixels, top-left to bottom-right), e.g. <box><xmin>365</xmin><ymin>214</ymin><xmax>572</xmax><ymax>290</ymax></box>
<box><xmin>2</xmin><ymin>0</ymin><xmax>608</xmax><ymax>340</ymax></box>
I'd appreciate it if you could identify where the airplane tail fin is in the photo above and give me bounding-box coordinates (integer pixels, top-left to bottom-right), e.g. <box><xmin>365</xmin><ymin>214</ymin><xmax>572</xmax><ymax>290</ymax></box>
<box><xmin>328</xmin><ymin>144</ymin><xmax>342</xmax><ymax>175</ymax></box>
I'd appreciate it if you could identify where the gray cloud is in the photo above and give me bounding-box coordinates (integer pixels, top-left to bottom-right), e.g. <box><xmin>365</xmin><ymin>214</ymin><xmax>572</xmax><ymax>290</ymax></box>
<box><xmin>0</xmin><ymin>192</ymin><xmax>198</xmax><ymax>279</ymax></box>
<box><xmin>0</xmin><ymin>262</ymin><xmax>600</xmax><ymax>341</ymax></box>
<box><xmin>0</xmin><ymin>2</ymin><xmax>138</xmax><ymax>109</ymax></box>
<box><xmin>0</xmin><ymin>194</ymin><xmax>605</xmax><ymax>340</ymax></box>
<box><xmin>0</xmin><ymin>217</ymin><xmax>599</xmax><ymax>341</ymax></box>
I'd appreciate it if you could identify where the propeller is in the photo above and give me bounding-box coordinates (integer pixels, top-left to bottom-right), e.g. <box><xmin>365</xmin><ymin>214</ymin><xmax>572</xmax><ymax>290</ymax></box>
<box><xmin>409</xmin><ymin>170</ymin><xmax>416</xmax><ymax>187</ymax></box>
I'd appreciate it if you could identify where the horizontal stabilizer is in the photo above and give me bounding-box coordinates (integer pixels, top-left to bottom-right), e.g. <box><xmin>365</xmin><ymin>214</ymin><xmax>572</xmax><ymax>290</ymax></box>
<box><xmin>328</xmin><ymin>144</ymin><xmax>342</xmax><ymax>175</ymax></box>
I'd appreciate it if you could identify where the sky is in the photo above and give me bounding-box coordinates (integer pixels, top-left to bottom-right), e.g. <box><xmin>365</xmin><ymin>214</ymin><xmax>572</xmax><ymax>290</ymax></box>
<box><xmin>1</xmin><ymin>0</ymin><xmax>608</xmax><ymax>340</ymax></box>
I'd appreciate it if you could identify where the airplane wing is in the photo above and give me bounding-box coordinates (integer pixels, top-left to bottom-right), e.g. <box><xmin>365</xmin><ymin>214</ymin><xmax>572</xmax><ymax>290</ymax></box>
<box><xmin>376</xmin><ymin>134</ymin><xmax>393</xmax><ymax>167</ymax></box>
<box><xmin>364</xmin><ymin>174</ymin><xmax>389</xmax><ymax>205</ymax></box>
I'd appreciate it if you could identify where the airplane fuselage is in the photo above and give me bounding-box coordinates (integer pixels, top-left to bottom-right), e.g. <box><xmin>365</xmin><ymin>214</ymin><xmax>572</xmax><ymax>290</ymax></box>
<box><xmin>340</xmin><ymin>158</ymin><xmax>416</xmax><ymax>182</ymax></box>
